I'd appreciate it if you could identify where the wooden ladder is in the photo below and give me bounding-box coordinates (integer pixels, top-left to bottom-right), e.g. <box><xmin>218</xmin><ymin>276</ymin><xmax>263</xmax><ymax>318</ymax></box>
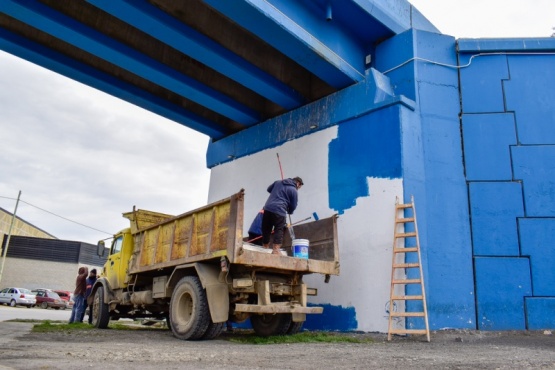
<box><xmin>387</xmin><ymin>195</ymin><xmax>430</xmax><ymax>342</ymax></box>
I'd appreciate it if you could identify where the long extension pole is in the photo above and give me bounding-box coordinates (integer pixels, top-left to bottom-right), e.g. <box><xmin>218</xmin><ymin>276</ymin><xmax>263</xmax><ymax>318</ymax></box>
<box><xmin>276</xmin><ymin>153</ymin><xmax>295</xmax><ymax>239</ymax></box>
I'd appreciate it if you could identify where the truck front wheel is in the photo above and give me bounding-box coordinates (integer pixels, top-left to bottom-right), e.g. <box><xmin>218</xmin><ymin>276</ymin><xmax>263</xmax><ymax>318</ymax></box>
<box><xmin>92</xmin><ymin>286</ymin><xmax>110</xmax><ymax>329</ymax></box>
<box><xmin>170</xmin><ymin>276</ymin><xmax>210</xmax><ymax>340</ymax></box>
<box><xmin>251</xmin><ymin>313</ymin><xmax>292</xmax><ymax>337</ymax></box>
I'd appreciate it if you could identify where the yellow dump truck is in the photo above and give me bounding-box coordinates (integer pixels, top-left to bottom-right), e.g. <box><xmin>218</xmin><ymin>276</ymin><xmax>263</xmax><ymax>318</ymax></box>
<box><xmin>91</xmin><ymin>190</ymin><xmax>339</xmax><ymax>340</ymax></box>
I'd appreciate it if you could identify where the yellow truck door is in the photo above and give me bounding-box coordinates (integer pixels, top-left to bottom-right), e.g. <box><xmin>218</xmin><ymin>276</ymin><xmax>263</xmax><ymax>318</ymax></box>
<box><xmin>107</xmin><ymin>236</ymin><xmax>126</xmax><ymax>289</ymax></box>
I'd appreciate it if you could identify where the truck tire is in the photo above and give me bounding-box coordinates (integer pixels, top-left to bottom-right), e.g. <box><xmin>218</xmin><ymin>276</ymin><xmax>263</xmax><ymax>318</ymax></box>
<box><xmin>251</xmin><ymin>313</ymin><xmax>292</xmax><ymax>337</ymax></box>
<box><xmin>165</xmin><ymin>314</ymin><xmax>172</xmax><ymax>331</ymax></box>
<box><xmin>92</xmin><ymin>286</ymin><xmax>110</xmax><ymax>329</ymax></box>
<box><xmin>169</xmin><ymin>276</ymin><xmax>210</xmax><ymax>340</ymax></box>
<box><xmin>287</xmin><ymin>320</ymin><xmax>304</xmax><ymax>335</ymax></box>
<box><xmin>201</xmin><ymin>321</ymin><xmax>225</xmax><ymax>340</ymax></box>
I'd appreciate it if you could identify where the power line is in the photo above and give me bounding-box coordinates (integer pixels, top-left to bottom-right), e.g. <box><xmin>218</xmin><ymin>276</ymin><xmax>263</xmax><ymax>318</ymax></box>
<box><xmin>0</xmin><ymin>195</ymin><xmax>112</xmax><ymax>236</ymax></box>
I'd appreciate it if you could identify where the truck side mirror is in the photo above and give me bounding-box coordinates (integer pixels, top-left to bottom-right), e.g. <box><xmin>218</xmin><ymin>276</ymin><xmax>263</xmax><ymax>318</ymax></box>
<box><xmin>97</xmin><ymin>240</ymin><xmax>106</xmax><ymax>257</ymax></box>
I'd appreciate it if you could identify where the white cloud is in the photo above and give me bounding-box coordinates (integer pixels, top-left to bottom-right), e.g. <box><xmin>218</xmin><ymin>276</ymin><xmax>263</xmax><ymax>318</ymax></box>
<box><xmin>409</xmin><ymin>0</ymin><xmax>555</xmax><ymax>38</ymax></box>
<box><xmin>0</xmin><ymin>52</ymin><xmax>210</xmax><ymax>244</ymax></box>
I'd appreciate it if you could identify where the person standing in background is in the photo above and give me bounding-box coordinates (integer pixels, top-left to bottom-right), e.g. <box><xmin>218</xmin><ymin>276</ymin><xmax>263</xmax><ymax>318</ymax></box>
<box><xmin>80</xmin><ymin>268</ymin><xmax>97</xmax><ymax>324</ymax></box>
<box><xmin>68</xmin><ymin>266</ymin><xmax>88</xmax><ymax>324</ymax></box>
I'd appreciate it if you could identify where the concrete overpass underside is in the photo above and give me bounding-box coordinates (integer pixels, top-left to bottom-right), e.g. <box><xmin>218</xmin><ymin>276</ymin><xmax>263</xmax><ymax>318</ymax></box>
<box><xmin>0</xmin><ymin>0</ymin><xmax>421</xmax><ymax>140</ymax></box>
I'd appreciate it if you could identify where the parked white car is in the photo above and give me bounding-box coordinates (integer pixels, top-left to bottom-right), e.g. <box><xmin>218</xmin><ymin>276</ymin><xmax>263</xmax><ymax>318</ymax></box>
<box><xmin>0</xmin><ymin>287</ymin><xmax>36</xmax><ymax>308</ymax></box>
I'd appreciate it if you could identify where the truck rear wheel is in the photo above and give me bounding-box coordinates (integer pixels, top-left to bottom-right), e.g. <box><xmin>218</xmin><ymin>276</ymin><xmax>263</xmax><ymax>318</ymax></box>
<box><xmin>92</xmin><ymin>286</ymin><xmax>110</xmax><ymax>329</ymax></box>
<box><xmin>170</xmin><ymin>276</ymin><xmax>210</xmax><ymax>340</ymax></box>
<box><xmin>287</xmin><ymin>320</ymin><xmax>304</xmax><ymax>335</ymax></box>
<box><xmin>251</xmin><ymin>313</ymin><xmax>292</xmax><ymax>337</ymax></box>
<box><xmin>201</xmin><ymin>321</ymin><xmax>225</xmax><ymax>340</ymax></box>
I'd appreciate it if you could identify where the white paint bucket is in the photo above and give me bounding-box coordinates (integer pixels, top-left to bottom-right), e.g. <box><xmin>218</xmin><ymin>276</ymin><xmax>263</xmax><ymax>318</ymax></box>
<box><xmin>292</xmin><ymin>239</ymin><xmax>309</xmax><ymax>259</ymax></box>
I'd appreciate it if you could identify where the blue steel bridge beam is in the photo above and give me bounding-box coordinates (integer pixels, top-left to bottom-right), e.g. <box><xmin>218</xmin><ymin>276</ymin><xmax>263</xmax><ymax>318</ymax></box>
<box><xmin>203</xmin><ymin>0</ymin><xmax>366</xmax><ymax>89</ymax></box>
<box><xmin>0</xmin><ymin>28</ymin><xmax>227</xmax><ymax>139</ymax></box>
<box><xmin>0</xmin><ymin>0</ymin><xmax>260</xmax><ymax>126</ymax></box>
<box><xmin>85</xmin><ymin>0</ymin><xmax>304</xmax><ymax>110</ymax></box>
<box><xmin>351</xmin><ymin>0</ymin><xmax>411</xmax><ymax>34</ymax></box>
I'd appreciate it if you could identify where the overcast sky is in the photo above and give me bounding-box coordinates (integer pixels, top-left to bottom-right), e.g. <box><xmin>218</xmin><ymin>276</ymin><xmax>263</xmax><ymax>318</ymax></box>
<box><xmin>409</xmin><ymin>0</ymin><xmax>555</xmax><ymax>38</ymax></box>
<box><xmin>1</xmin><ymin>1</ymin><xmax>554</xmax><ymax>244</ymax></box>
<box><xmin>0</xmin><ymin>54</ymin><xmax>211</xmax><ymax>243</ymax></box>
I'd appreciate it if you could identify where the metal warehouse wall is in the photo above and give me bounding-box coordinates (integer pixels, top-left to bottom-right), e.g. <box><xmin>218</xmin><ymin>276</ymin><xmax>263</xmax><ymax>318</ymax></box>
<box><xmin>1</xmin><ymin>235</ymin><xmax>107</xmax><ymax>291</ymax></box>
<box><xmin>459</xmin><ymin>38</ymin><xmax>555</xmax><ymax>330</ymax></box>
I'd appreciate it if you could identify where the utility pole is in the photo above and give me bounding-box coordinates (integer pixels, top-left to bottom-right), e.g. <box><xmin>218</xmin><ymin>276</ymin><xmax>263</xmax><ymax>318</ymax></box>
<box><xmin>0</xmin><ymin>190</ymin><xmax>22</xmax><ymax>286</ymax></box>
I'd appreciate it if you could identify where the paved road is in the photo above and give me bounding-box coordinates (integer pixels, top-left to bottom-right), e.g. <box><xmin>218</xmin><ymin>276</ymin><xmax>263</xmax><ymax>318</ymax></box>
<box><xmin>0</xmin><ymin>304</ymin><xmax>71</xmax><ymax>322</ymax></box>
<box><xmin>1</xmin><ymin>323</ymin><xmax>554</xmax><ymax>370</ymax></box>
<box><xmin>1</xmin><ymin>305</ymin><xmax>554</xmax><ymax>369</ymax></box>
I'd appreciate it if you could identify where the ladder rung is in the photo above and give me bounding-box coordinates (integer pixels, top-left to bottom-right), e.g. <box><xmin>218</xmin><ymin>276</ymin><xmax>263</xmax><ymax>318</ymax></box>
<box><xmin>393</xmin><ymin>263</ymin><xmax>420</xmax><ymax>268</ymax></box>
<box><xmin>396</xmin><ymin>217</ymin><xmax>415</xmax><ymax>223</ymax></box>
<box><xmin>393</xmin><ymin>247</ymin><xmax>418</xmax><ymax>253</ymax></box>
<box><xmin>390</xmin><ymin>312</ymin><xmax>425</xmax><ymax>317</ymax></box>
<box><xmin>395</xmin><ymin>232</ymin><xmax>417</xmax><ymax>238</ymax></box>
<box><xmin>392</xmin><ymin>279</ymin><xmax>421</xmax><ymax>284</ymax></box>
<box><xmin>391</xmin><ymin>295</ymin><xmax>424</xmax><ymax>300</ymax></box>
<box><xmin>396</xmin><ymin>204</ymin><xmax>412</xmax><ymax>209</ymax></box>
<box><xmin>389</xmin><ymin>329</ymin><xmax>428</xmax><ymax>335</ymax></box>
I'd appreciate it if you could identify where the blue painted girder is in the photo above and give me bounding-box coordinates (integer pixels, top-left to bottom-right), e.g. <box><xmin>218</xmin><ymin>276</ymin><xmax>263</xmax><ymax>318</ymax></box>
<box><xmin>351</xmin><ymin>0</ymin><xmax>410</xmax><ymax>34</ymax></box>
<box><xmin>0</xmin><ymin>0</ymin><xmax>260</xmax><ymax>125</ymax></box>
<box><xmin>85</xmin><ymin>0</ymin><xmax>304</xmax><ymax>110</ymax></box>
<box><xmin>202</xmin><ymin>0</ymin><xmax>366</xmax><ymax>89</ymax></box>
<box><xmin>207</xmin><ymin>69</ymin><xmax>416</xmax><ymax>167</ymax></box>
<box><xmin>0</xmin><ymin>28</ymin><xmax>228</xmax><ymax>139</ymax></box>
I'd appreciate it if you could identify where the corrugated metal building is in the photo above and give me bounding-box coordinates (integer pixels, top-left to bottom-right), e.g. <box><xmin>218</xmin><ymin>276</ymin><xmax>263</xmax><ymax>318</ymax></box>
<box><xmin>0</xmin><ymin>208</ymin><xmax>107</xmax><ymax>291</ymax></box>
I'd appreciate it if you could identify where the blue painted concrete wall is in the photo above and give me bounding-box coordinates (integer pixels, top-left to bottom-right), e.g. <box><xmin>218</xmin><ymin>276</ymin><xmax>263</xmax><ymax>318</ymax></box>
<box><xmin>371</xmin><ymin>32</ymin><xmax>555</xmax><ymax>331</ymax></box>
<box><xmin>459</xmin><ymin>38</ymin><xmax>555</xmax><ymax>330</ymax></box>
<box><xmin>328</xmin><ymin>107</ymin><xmax>402</xmax><ymax>213</ymax></box>
<box><xmin>475</xmin><ymin>257</ymin><xmax>531</xmax><ymax>330</ymax></box>
<box><xmin>376</xmin><ymin>29</ymin><xmax>476</xmax><ymax>330</ymax></box>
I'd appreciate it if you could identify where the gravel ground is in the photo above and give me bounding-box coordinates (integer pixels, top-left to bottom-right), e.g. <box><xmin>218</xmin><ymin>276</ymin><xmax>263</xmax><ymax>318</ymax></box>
<box><xmin>0</xmin><ymin>322</ymin><xmax>554</xmax><ymax>369</ymax></box>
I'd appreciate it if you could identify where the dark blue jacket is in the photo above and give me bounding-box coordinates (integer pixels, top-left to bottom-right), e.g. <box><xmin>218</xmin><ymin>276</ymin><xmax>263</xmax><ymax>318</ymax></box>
<box><xmin>263</xmin><ymin>178</ymin><xmax>298</xmax><ymax>216</ymax></box>
<box><xmin>248</xmin><ymin>210</ymin><xmax>264</xmax><ymax>235</ymax></box>
<box><xmin>85</xmin><ymin>276</ymin><xmax>97</xmax><ymax>299</ymax></box>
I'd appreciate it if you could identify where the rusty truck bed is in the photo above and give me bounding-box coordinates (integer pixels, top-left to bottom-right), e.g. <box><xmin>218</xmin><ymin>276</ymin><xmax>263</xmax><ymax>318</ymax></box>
<box><xmin>126</xmin><ymin>190</ymin><xmax>339</xmax><ymax>276</ymax></box>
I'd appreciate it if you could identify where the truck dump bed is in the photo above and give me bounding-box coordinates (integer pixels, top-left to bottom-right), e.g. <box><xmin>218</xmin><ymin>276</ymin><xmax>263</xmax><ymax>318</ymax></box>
<box><xmin>126</xmin><ymin>190</ymin><xmax>339</xmax><ymax>276</ymax></box>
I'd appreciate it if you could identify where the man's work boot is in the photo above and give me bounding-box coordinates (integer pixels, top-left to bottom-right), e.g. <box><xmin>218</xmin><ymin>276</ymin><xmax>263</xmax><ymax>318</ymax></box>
<box><xmin>272</xmin><ymin>244</ymin><xmax>282</xmax><ymax>255</ymax></box>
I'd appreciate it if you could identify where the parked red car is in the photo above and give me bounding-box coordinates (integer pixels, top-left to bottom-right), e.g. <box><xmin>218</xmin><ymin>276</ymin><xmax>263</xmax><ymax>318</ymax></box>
<box><xmin>31</xmin><ymin>289</ymin><xmax>66</xmax><ymax>310</ymax></box>
<box><xmin>53</xmin><ymin>290</ymin><xmax>74</xmax><ymax>309</ymax></box>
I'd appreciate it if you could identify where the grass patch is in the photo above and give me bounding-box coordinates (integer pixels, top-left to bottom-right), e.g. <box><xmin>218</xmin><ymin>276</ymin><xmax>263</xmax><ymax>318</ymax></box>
<box><xmin>109</xmin><ymin>321</ymin><xmax>167</xmax><ymax>330</ymax></box>
<box><xmin>32</xmin><ymin>320</ymin><xmax>93</xmax><ymax>332</ymax></box>
<box><xmin>31</xmin><ymin>320</ymin><xmax>167</xmax><ymax>333</ymax></box>
<box><xmin>27</xmin><ymin>320</ymin><xmax>372</xmax><ymax>345</ymax></box>
<box><xmin>6</xmin><ymin>319</ymin><xmax>45</xmax><ymax>323</ymax></box>
<box><xmin>227</xmin><ymin>331</ymin><xmax>374</xmax><ymax>345</ymax></box>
